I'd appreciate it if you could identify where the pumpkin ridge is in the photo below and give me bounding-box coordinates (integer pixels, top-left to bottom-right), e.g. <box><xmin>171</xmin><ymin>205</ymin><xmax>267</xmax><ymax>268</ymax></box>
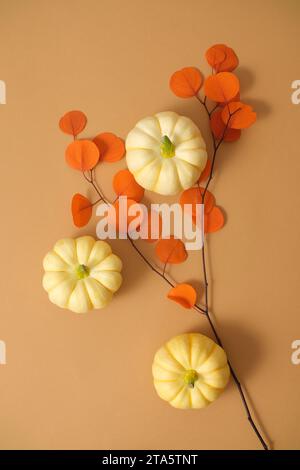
<box><xmin>205</xmin><ymin>364</ymin><xmax>229</xmax><ymax>375</ymax></box>
<box><xmin>164</xmin><ymin>345</ymin><xmax>186</xmax><ymax>371</ymax></box>
<box><xmin>52</xmin><ymin>248</ymin><xmax>75</xmax><ymax>267</ymax></box>
<box><xmin>64</xmin><ymin>279</ymin><xmax>78</xmax><ymax>308</ymax></box>
<box><xmin>173</xmin><ymin>159</ymin><xmax>201</xmax><ymax>189</ymax></box>
<box><xmin>154</xmin><ymin>159</ymin><xmax>180</xmax><ymax>194</ymax></box>
<box><xmin>89</xmin><ymin>271</ymin><xmax>121</xmax><ymax>294</ymax></box>
<box><xmin>154</xmin><ymin>115</ymin><xmax>162</xmax><ymax>136</ymax></box>
<box><xmin>81</xmin><ymin>278</ymin><xmax>97</xmax><ymax>309</ymax></box>
<box><xmin>168</xmin><ymin>114</ymin><xmax>180</xmax><ymax>141</ymax></box>
<box><xmin>43</xmin><ymin>272</ymin><xmax>73</xmax><ymax>292</ymax></box>
<box><xmin>196</xmin><ymin>343</ymin><xmax>217</xmax><ymax>371</ymax></box>
<box><xmin>131</xmin><ymin>155</ymin><xmax>158</xmax><ymax>177</ymax></box>
<box><xmin>194</xmin><ymin>382</ymin><xmax>213</xmax><ymax>403</ymax></box>
<box><xmin>168</xmin><ymin>384</ymin><xmax>186</xmax><ymax>403</ymax></box>
<box><xmin>174</xmin><ymin>152</ymin><xmax>207</xmax><ymax>170</ymax></box>
<box><xmin>188</xmin><ymin>334</ymin><xmax>193</xmax><ymax>368</ymax></box>
<box><xmin>153</xmin><ymin>360</ymin><xmax>183</xmax><ymax>375</ymax></box>
<box><xmin>135</xmin><ymin>158</ymin><xmax>161</xmax><ymax>189</ymax></box>
<box><xmin>86</xmin><ymin>241</ymin><xmax>112</xmax><ymax>268</ymax></box>
<box><xmin>75</xmin><ymin>237</ymin><xmax>94</xmax><ymax>265</ymax></box>
<box><xmin>202</xmin><ymin>380</ymin><xmax>225</xmax><ymax>391</ymax></box>
<box><xmin>136</xmin><ymin>124</ymin><xmax>161</xmax><ymax>143</ymax></box>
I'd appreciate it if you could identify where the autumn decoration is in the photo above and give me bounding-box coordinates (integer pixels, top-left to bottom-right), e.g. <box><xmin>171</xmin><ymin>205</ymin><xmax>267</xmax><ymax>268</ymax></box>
<box><xmin>44</xmin><ymin>44</ymin><xmax>270</xmax><ymax>449</ymax></box>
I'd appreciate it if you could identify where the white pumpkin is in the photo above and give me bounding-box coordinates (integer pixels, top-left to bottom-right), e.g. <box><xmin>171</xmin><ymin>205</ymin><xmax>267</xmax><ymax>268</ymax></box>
<box><xmin>126</xmin><ymin>111</ymin><xmax>207</xmax><ymax>195</ymax></box>
<box><xmin>42</xmin><ymin>236</ymin><xmax>122</xmax><ymax>313</ymax></box>
<box><xmin>152</xmin><ymin>333</ymin><xmax>230</xmax><ymax>409</ymax></box>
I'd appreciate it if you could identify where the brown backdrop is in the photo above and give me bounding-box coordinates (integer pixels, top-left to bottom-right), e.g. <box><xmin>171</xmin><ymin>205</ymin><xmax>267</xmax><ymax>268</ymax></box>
<box><xmin>0</xmin><ymin>0</ymin><xmax>299</xmax><ymax>450</ymax></box>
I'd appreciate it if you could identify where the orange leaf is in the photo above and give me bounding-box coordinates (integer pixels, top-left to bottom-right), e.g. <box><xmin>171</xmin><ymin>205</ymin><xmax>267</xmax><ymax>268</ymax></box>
<box><xmin>218</xmin><ymin>92</ymin><xmax>240</xmax><ymax>106</ymax></box>
<box><xmin>65</xmin><ymin>140</ymin><xmax>99</xmax><ymax>171</ymax></box>
<box><xmin>111</xmin><ymin>198</ymin><xmax>143</xmax><ymax>234</ymax></box>
<box><xmin>141</xmin><ymin>211</ymin><xmax>162</xmax><ymax>243</ymax></box>
<box><xmin>167</xmin><ymin>283</ymin><xmax>197</xmax><ymax>309</ymax></box>
<box><xmin>93</xmin><ymin>132</ymin><xmax>125</xmax><ymax>162</ymax></box>
<box><xmin>221</xmin><ymin>101</ymin><xmax>256</xmax><ymax>129</ymax></box>
<box><xmin>59</xmin><ymin>110</ymin><xmax>87</xmax><ymax>136</ymax></box>
<box><xmin>210</xmin><ymin>109</ymin><xmax>241</xmax><ymax>142</ymax></box>
<box><xmin>204</xmin><ymin>72</ymin><xmax>240</xmax><ymax>103</ymax></box>
<box><xmin>71</xmin><ymin>193</ymin><xmax>93</xmax><ymax>228</ymax></box>
<box><xmin>206</xmin><ymin>44</ymin><xmax>238</xmax><ymax>72</ymax></box>
<box><xmin>205</xmin><ymin>46</ymin><xmax>226</xmax><ymax>69</ymax></box>
<box><xmin>180</xmin><ymin>187</ymin><xmax>215</xmax><ymax>215</ymax></box>
<box><xmin>113</xmin><ymin>169</ymin><xmax>144</xmax><ymax>202</ymax></box>
<box><xmin>204</xmin><ymin>206</ymin><xmax>225</xmax><ymax>233</ymax></box>
<box><xmin>170</xmin><ymin>67</ymin><xmax>203</xmax><ymax>98</ymax></box>
<box><xmin>155</xmin><ymin>236</ymin><xmax>187</xmax><ymax>264</ymax></box>
<box><xmin>198</xmin><ymin>159</ymin><xmax>212</xmax><ymax>183</ymax></box>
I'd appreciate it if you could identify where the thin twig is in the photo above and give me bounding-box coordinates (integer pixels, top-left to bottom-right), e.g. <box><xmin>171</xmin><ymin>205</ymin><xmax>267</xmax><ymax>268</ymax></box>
<box><xmin>81</xmin><ymin>175</ymin><xmax>207</xmax><ymax>314</ymax></box>
<box><xmin>197</xmin><ymin>98</ymin><xmax>269</xmax><ymax>450</ymax></box>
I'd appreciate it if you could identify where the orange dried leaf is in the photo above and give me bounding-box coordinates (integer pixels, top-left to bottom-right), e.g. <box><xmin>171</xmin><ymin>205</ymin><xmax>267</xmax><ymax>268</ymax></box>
<box><xmin>65</xmin><ymin>139</ymin><xmax>99</xmax><ymax>171</ymax></box>
<box><xmin>71</xmin><ymin>193</ymin><xmax>93</xmax><ymax>228</ymax></box>
<box><xmin>210</xmin><ymin>109</ymin><xmax>241</xmax><ymax>142</ymax></box>
<box><xmin>93</xmin><ymin>132</ymin><xmax>125</xmax><ymax>162</ymax></box>
<box><xmin>221</xmin><ymin>101</ymin><xmax>256</xmax><ymax>129</ymax></box>
<box><xmin>113</xmin><ymin>169</ymin><xmax>144</xmax><ymax>202</ymax></box>
<box><xmin>170</xmin><ymin>67</ymin><xmax>203</xmax><ymax>98</ymax></box>
<box><xmin>167</xmin><ymin>283</ymin><xmax>197</xmax><ymax>309</ymax></box>
<box><xmin>206</xmin><ymin>44</ymin><xmax>238</xmax><ymax>72</ymax></box>
<box><xmin>198</xmin><ymin>159</ymin><xmax>212</xmax><ymax>183</ymax></box>
<box><xmin>205</xmin><ymin>46</ymin><xmax>226</xmax><ymax>69</ymax></box>
<box><xmin>218</xmin><ymin>92</ymin><xmax>240</xmax><ymax>106</ymax></box>
<box><xmin>204</xmin><ymin>72</ymin><xmax>240</xmax><ymax>103</ymax></box>
<box><xmin>155</xmin><ymin>236</ymin><xmax>187</xmax><ymax>265</ymax></box>
<box><xmin>204</xmin><ymin>206</ymin><xmax>225</xmax><ymax>233</ymax></box>
<box><xmin>59</xmin><ymin>110</ymin><xmax>87</xmax><ymax>136</ymax></box>
<box><xmin>180</xmin><ymin>187</ymin><xmax>215</xmax><ymax>215</ymax></box>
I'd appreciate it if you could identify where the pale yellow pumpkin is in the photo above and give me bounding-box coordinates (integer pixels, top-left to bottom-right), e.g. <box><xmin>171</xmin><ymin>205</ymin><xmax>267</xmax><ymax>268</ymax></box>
<box><xmin>152</xmin><ymin>333</ymin><xmax>230</xmax><ymax>409</ymax></box>
<box><xmin>126</xmin><ymin>111</ymin><xmax>207</xmax><ymax>195</ymax></box>
<box><xmin>42</xmin><ymin>236</ymin><xmax>122</xmax><ymax>313</ymax></box>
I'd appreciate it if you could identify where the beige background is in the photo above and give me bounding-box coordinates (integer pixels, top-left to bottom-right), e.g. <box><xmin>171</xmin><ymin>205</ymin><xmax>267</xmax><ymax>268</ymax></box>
<box><xmin>0</xmin><ymin>0</ymin><xmax>299</xmax><ymax>450</ymax></box>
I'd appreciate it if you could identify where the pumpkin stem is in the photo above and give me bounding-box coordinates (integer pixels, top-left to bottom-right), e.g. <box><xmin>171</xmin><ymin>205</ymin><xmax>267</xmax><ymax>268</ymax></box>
<box><xmin>76</xmin><ymin>264</ymin><xmax>90</xmax><ymax>279</ymax></box>
<box><xmin>183</xmin><ymin>369</ymin><xmax>199</xmax><ymax>388</ymax></box>
<box><xmin>160</xmin><ymin>135</ymin><xmax>175</xmax><ymax>158</ymax></box>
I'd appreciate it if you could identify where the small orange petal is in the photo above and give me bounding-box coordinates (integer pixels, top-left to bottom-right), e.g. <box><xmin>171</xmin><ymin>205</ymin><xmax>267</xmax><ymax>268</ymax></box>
<box><xmin>71</xmin><ymin>193</ymin><xmax>93</xmax><ymax>227</ymax></box>
<box><xmin>180</xmin><ymin>187</ymin><xmax>215</xmax><ymax>215</ymax></box>
<box><xmin>206</xmin><ymin>44</ymin><xmax>238</xmax><ymax>72</ymax></box>
<box><xmin>210</xmin><ymin>109</ymin><xmax>241</xmax><ymax>142</ymax></box>
<box><xmin>93</xmin><ymin>132</ymin><xmax>125</xmax><ymax>162</ymax></box>
<box><xmin>65</xmin><ymin>140</ymin><xmax>99</xmax><ymax>171</ymax></box>
<box><xmin>221</xmin><ymin>101</ymin><xmax>256</xmax><ymax>129</ymax></box>
<box><xmin>170</xmin><ymin>67</ymin><xmax>203</xmax><ymax>98</ymax></box>
<box><xmin>155</xmin><ymin>237</ymin><xmax>187</xmax><ymax>264</ymax></box>
<box><xmin>204</xmin><ymin>206</ymin><xmax>225</xmax><ymax>233</ymax></box>
<box><xmin>113</xmin><ymin>169</ymin><xmax>144</xmax><ymax>202</ymax></box>
<box><xmin>167</xmin><ymin>283</ymin><xmax>197</xmax><ymax>309</ymax></box>
<box><xmin>59</xmin><ymin>110</ymin><xmax>87</xmax><ymax>136</ymax></box>
<box><xmin>204</xmin><ymin>72</ymin><xmax>240</xmax><ymax>103</ymax></box>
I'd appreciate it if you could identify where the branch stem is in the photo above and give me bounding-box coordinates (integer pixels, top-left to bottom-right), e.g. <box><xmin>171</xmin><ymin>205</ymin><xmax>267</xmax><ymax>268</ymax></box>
<box><xmin>197</xmin><ymin>98</ymin><xmax>269</xmax><ymax>450</ymax></box>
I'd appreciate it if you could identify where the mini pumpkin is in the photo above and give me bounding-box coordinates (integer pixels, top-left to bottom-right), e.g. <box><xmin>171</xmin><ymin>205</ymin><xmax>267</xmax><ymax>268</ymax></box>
<box><xmin>152</xmin><ymin>333</ymin><xmax>230</xmax><ymax>409</ymax></box>
<box><xmin>126</xmin><ymin>111</ymin><xmax>207</xmax><ymax>195</ymax></box>
<box><xmin>42</xmin><ymin>236</ymin><xmax>122</xmax><ymax>313</ymax></box>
